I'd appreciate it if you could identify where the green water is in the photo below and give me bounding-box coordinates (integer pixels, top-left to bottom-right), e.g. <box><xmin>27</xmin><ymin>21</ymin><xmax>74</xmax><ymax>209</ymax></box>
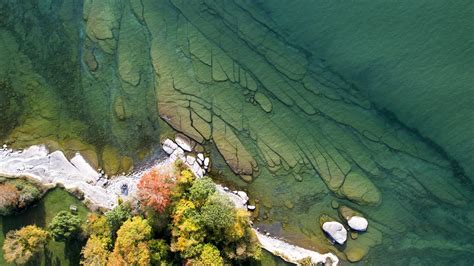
<box><xmin>0</xmin><ymin>0</ymin><xmax>473</xmax><ymax>264</ymax></box>
<box><xmin>0</xmin><ymin>188</ymin><xmax>88</xmax><ymax>265</ymax></box>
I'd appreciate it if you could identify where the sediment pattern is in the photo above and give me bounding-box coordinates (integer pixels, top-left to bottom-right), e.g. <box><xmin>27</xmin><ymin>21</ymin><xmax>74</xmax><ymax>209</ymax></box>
<box><xmin>0</xmin><ymin>0</ymin><xmax>472</xmax><ymax>263</ymax></box>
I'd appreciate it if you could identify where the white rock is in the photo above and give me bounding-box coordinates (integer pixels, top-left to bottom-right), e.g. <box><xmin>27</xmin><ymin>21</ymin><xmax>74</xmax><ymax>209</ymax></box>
<box><xmin>186</xmin><ymin>155</ymin><xmax>196</xmax><ymax>165</ymax></box>
<box><xmin>170</xmin><ymin>147</ymin><xmax>185</xmax><ymax>161</ymax></box>
<box><xmin>175</xmin><ymin>134</ymin><xmax>192</xmax><ymax>152</ymax></box>
<box><xmin>255</xmin><ymin>231</ymin><xmax>339</xmax><ymax>265</ymax></box>
<box><xmin>237</xmin><ymin>191</ymin><xmax>249</xmax><ymax>203</ymax></box>
<box><xmin>162</xmin><ymin>139</ymin><xmax>178</xmax><ymax>154</ymax></box>
<box><xmin>322</xmin><ymin>221</ymin><xmax>347</xmax><ymax>245</ymax></box>
<box><xmin>197</xmin><ymin>153</ymin><xmax>204</xmax><ymax>161</ymax></box>
<box><xmin>204</xmin><ymin>157</ymin><xmax>210</xmax><ymax>166</ymax></box>
<box><xmin>348</xmin><ymin>216</ymin><xmax>368</xmax><ymax>231</ymax></box>
<box><xmin>2</xmin><ymin>144</ymin><xmax>7</xmax><ymax>150</ymax></box>
<box><xmin>247</xmin><ymin>205</ymin><xmax>256</xmax><ymax>211</ymax></box>
<box><xmin>197</xmin><ymin>158</ymin><xmax>203</xmax><ymax>165</ymax></box>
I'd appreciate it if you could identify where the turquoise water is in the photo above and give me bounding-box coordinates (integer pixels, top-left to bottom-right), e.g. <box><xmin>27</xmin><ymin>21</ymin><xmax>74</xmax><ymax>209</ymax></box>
<box><xmin>0</xmin><ymin>0</ymin><xmax>473</xmax><ymax>264</ymax></box>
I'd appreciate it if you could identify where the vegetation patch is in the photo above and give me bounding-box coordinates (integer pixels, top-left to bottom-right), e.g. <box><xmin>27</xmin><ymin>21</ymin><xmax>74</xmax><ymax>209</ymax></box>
<box><xmin>0</xmin><ymin>177</ymin><xmax>44</xmax><ymax>216</ymax></box>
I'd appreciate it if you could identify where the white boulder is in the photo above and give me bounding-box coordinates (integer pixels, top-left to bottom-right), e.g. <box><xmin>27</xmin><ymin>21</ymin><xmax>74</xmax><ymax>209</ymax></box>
<box><xmin>322</xmin><ymin>222</ymin><xmax>347</xmax><ymax>245</ymax></box>
<box><xmin>348</xmin><ymin>216</ymin><xmax>368</xmax><ymax>231</ymax></box>
<box><xmin>175</xmin><ymin>134</ymin><xmax>193</xmax><ymax>152</ymax></box>
<box><xmin>204</xmin><ymin>157</ymin><xmax>210</xmax><ymax>167</ymax></box>
<box><xmin>237</xmin><ymin>191</ymin><xmax>249</xmax><ymax>203</ymax></box>
<box><xmin>186</xmin><ymin>155</ymin><xmax>196</xmax><ymax>165</ymax></box>
<box><xmin>162</xmin><ymin>139</ymin><xmax>178</xmax><ymax>154</ymax></box>
<box><xmin>197</xmin><ymin>153</ymin><xmax>205</xmax><ymax>161</ymax></box>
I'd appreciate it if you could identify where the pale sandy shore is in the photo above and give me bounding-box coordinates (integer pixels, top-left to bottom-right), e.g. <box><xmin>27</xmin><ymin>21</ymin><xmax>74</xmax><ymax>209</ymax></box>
<box><xmin>0</xmin><ymin>145</ymin><xmax>339</xmax><ymax>265</ymax></box>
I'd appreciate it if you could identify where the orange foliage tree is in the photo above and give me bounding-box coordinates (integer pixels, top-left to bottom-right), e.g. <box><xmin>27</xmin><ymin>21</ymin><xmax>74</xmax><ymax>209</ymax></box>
<box><xmin>137</xmin><ymin>168</ymin><xmax>175</xmax><ymax>213</ymax></box>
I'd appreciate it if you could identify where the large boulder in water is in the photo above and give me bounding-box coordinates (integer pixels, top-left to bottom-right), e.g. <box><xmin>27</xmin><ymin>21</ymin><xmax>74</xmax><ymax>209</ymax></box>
<box><xmin>348</xmin><ymin>216</ymin><xmax>368</xmax><ymax>232</ymax></box>
<box><xmin>338</xmin><ymin>205</ymin><xmax>368</xmax><ymax>231</ymax></box>
<box><xmin>322</xmin><ymin>221</ymin><xmax>347</xmax><ymax>245</ymax></box>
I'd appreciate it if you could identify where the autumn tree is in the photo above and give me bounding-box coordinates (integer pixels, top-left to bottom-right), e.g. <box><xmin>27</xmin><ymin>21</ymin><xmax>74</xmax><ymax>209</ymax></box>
<box><xmin>0</xmin><ymin>183</ymin><xmax>19</xmax><ymax>215</ymax></box>
<box><xmin>81</xmin><ymin>235</ymin><xmax>110</xmax><ymax>266</ymax></box>
<box><xmin>109</xmin><ymin>216</ymin><xmax>152</xmax><ymax>266</ymax></box>
<box><xmin>48</xmin><ymin>211</ymin><xmax>82</xmax><ymax>241</ymax></box>
<box><xmin>2</xmin><ymin>225</ymin><xmax>50</xmax><ymax>264</ymax></box>
<box><xmin>138</xmin><ymin>168</ymin><xmax>175</xmax><ymax>213</ymax></box>
<box><xmin>193</xmin><ymin>243</ymin><xmax>224</xmax><ymax>265</ymax></box>
<box><xmin>83</xmin><ymin>214</ymin><xmax>111</xmax><ymax>240</ymax></box>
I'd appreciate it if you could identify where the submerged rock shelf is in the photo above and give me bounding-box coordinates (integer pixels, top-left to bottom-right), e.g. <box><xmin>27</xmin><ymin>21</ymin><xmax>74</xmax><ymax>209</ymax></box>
<box><xmin>0</xmin><ymin>0</ymin><xmax>472</xmax><ymax>264</ymax></box>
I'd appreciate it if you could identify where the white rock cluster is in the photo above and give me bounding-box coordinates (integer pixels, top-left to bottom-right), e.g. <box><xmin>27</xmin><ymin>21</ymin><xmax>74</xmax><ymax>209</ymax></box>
<box><xmin>161</xmin><ymin>137</ymin><xmax>210</xmax><ymax>178</ymax></box>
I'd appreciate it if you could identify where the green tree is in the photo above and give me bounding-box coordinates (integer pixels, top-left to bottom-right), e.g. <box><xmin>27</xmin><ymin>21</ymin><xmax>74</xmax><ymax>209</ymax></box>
<box><xmin>189</xmin><ymin>177</ymin><xmax>216</xmax><ymax>207</ymax></box>
<box><xmin>2</xmin><ymin>225</ymin><xmax>50</xmax><ymax>264</ymax></box>
<box><xmin>148</xmin><ymin>239</ymin><xmax>170</xmax><ymax>265</ymax></box>
<box><xmin>105</xmin><ymin>202</ymin><xmax>131</xmax><ymax>238</ymax></box>
<box><xmin>200</xmin><ymin>194</ymin><xmax>236</xmax><ymax>234</ymax></box>
<box><xmin>110</xmin><ymin>216</ymin><xmax>152</xmax><ymax>265</ymax></box>
<box><xmin>48</xmin><ymin>211</ymin><xmax>82</xmax><ymax>241</ymax></box>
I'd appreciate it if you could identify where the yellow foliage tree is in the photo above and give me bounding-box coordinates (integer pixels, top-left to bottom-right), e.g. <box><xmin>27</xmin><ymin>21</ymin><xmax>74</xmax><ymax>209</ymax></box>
<box><xmin>109</xmin><ymin>217</ymin><xmax>152</xmax><ymax>266</ymax></box>
<box><xmin>2</xmin><ymin>225</ymin><xmax>50</xmax><ymax>264</ymax></box>
<box><xmin>81</xmin><ymin>235</ymin><xmax>110</xmax><ymax>266</ymax></box>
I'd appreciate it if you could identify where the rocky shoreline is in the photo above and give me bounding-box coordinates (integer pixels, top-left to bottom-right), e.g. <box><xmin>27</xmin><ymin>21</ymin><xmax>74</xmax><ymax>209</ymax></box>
<box><xmin>0</xmin><ymin>143</ymin><xmax>339</xmax><ymax>265</ymax></box>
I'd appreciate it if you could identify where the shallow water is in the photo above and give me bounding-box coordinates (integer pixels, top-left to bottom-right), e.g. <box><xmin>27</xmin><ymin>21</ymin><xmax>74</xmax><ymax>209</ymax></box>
<box><xmin>0</xmin><ymin>0</ymin><xmax>473</xmax><ymax>264</ymax></box>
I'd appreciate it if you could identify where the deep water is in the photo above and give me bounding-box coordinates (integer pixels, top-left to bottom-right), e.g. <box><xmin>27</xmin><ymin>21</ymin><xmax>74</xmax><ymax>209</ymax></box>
<box><xmin>0</xmin><ymin>0</ymin><xmax>473</xmax><ymax>264</ymax></box>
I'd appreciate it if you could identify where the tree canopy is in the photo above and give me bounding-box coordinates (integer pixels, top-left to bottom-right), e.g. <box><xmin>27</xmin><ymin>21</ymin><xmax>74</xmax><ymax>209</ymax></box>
<box><xmin>2</xmin><ymin>225</ymin><xmax>50</xmax><ymax>264</ymax></box>
<box><xmin>48</xmin><ymin>210</ymin><xmax>82</xmax><ymax>241</ymax></box>
<box><xmin>110</xmin><ymin>216</ymin><xmax>152</xmax><ymax>265</ymax></box>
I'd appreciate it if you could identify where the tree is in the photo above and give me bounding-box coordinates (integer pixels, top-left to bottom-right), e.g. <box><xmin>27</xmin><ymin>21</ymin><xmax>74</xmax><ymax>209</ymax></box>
<box><xmin>84</xmin><ymin>213</ymin><xmax>111</xmax><ymax>239</ymax></box>
<box><xmin>105</xmin><ymin>202</ymin><xmax>131</xmax><ymax>238</ymax></box>
<box><xmin>81</xmin><ymin>235</ymin><xmax>110</xmax><ymax>266</ymax></box>
<box><xmin>110</xmin><ymin>217</ymin><xmax>152</xmax><ymax>265</ymax></box>
<box><xmin>138</xmin><ymin>168</ymin><xmax>175</xmax><ymax>213</ymax></box>
<box><xmin>2</xmin><ymin>225</ymin><xmax>50</xmax><ymax>264</ymax></box>
<box><xmin>193</xmin><ymin>243</ymin><xmax>224</xmax><ymax>265</ymax></box>
<box><xmin>0</xmin><ymin>183</ymin><xmax>19</xmax><ymax>215</ymax></box>
<box><xmin>200</xmin><ymin>194</ymin><xmax>236</xmax><ymax>235</ymax></box>
<box><xmin>189</xmin><ymin>177</ymin><xmax>216</xmax><ymax>207</ymax></box>
<box><xmin>148</xmin><ymin>239</ymin><xmax>170</xmax><ymax>265</ymax></box>
<box><xmin>48</xmin><ymin>211</ymin><xmax>82</xmax><ymax>241</ymax></box>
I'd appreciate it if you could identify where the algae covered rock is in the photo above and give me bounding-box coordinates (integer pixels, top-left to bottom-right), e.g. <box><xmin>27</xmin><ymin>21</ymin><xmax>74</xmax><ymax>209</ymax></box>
<box><xmin>340</xmin><ymin>172</ymin><xmax>381</xmax><ymax>205</ymax></box>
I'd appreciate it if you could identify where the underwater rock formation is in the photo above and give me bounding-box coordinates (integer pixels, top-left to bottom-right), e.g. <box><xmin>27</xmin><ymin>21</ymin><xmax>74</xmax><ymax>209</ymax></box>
<box><xmin>0</xmin><ymin>0</ymin><xmax>472</xmax><ymax>264</ymax></box>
